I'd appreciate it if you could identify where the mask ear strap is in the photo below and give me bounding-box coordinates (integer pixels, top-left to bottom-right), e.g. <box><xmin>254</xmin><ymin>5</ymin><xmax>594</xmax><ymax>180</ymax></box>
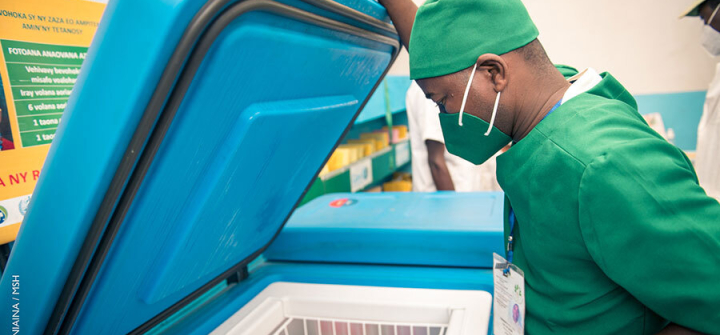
<box><xmin>458</xmin><ymin>63</ymin><xmax>479</xmax><ymax>126</ymax></box>
<box><xmin>484</xmin><ymin>91</ymin><xmax>501</xmax><ymax>136</ymax></box>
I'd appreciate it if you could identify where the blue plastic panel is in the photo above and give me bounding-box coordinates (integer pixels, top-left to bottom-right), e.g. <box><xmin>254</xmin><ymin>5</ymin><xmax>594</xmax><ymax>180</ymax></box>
<box><xmin>0</xmin><ymin>0</ymin><xmax>397</xmax><ymax>333</ymax></box>
<box><xmin>149</xmin><ymin>260</ymin><xmax>495</xmax><ymax>335</ymax></box>
<box><xmin>265</xmin><ymin>192</ymin><xmax>505</xmax><ymax>268</ymax></box>
<box><xmin>69</xmin><ymin>11</ymin><xmax>393</xmax><ymax>335</ymax></box>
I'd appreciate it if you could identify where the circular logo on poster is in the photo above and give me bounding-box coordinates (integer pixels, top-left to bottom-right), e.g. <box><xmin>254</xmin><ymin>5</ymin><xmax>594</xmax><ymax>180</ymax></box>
<box><xmin>18</xmin><ymin>196</ymin><xmax>31</xmax><ymax>216</ymax></box>
<box><xmin>329</xmin><ymin>198</ymin><xmax>357</xmax><ymax>208</ymax></box>
<box><xmin>0</xmin><ymin>206</ymin><xmax>7</xmax><ymax>225</ymax></box>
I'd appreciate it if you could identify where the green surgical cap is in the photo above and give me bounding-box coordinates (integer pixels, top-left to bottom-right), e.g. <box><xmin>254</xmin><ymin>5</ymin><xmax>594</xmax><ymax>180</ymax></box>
<box><xmin>409</xmin><ymin>0</ymin><xmax>539</xmax><ymax>80</ymax></box>
<box><xmin>680</xmin><ymin>0</ymin><xmax>705</xmax><ymax>18</ymax></box>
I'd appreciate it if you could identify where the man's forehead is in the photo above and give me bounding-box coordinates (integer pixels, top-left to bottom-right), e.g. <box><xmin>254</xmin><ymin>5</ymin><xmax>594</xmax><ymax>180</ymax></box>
<box><xmin>417</xmin><ymin>71</ymin><xmax>465</xmax><ymax>98</ymax></box>
<box><xmin>415</xmin><ymin>79</ymin><xmax>438</xmax><ymax>100</ymax></box>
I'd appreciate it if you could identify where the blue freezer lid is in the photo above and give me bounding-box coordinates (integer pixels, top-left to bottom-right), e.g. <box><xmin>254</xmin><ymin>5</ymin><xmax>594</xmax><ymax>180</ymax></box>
<box><xmin>0</xmin><ymin>0</ymin><xmax>399</xmax><ymax>334</ymax></box>
<box><xmin>265</xmin><ymin>192</ymin><xmax>505</xmax><ymax>268</ymax></box>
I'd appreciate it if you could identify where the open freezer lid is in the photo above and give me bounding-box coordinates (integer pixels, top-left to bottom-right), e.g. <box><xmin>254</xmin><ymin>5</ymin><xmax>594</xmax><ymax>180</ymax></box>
<box><xmin>0</xmin><ymin>0</ymin><xmax>399</xmax><ymax>334</ymax></box>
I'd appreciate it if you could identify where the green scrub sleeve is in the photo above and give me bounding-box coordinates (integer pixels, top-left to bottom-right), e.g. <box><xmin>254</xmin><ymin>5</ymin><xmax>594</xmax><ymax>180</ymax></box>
<box><xmin>578</xmin><ymin>137</ymin><xmax>720</xmax><ymax>334</ymax></box>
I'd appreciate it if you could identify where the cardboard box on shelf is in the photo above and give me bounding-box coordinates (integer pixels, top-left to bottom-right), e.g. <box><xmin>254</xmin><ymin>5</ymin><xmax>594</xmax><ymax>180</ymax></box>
<box><xmin>349</xmin><ymin>142</ymin><xmax>374</xmax><ymax>156</ymax></box>
<box><xmin>337</xmin><ymin>144</ymin><xmax>363</xmax><ymax>163</ymax></box>
<box><xmin>360</xmin><ymin>132</ymin><xmax>389</xmax><ymax>150</ymax></box>
<box><xmin>382</xmin><ymin>125</ymin><xmax>408</xmax><ymax>143</ymax></box>
<box><xmin>319</xmin><ymin>164</ymin><xmax>330</xmax><ymax>176</ymax></box>
<box><xmin>383</xmin><ymin>180</ymin><xmax>412</xmax><ymax>192</ymax></box>
<box><xmin>347</xmin><ymin>139</ymin><xmax>377</xmax><ymax>156</ymax></box>
<box><xmin>326</xmin><ymin>150</ymin><xmax>348</xmax><ymax>171</ymax></box>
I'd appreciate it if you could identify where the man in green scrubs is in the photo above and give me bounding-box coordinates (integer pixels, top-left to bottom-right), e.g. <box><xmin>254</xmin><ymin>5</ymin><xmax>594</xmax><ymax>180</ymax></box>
<box><xmin>377</xmin><ymin>0</ymin><xmax>720</xmax><ymax>333</ymax></box>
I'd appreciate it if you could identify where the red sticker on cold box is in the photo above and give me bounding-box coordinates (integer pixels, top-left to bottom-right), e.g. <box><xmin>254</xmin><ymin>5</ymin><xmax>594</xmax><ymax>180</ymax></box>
<box><xmin>329</xmin><ymin>198</ymin><xmax>357</xmax><ymax>207</ymax></box>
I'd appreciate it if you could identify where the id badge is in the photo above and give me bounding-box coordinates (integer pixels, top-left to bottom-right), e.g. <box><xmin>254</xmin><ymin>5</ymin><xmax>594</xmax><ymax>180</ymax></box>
<box><xmin>493</xmin><ymin>253</ymin><xmax>525</xmax><ymax>335</ymax></box>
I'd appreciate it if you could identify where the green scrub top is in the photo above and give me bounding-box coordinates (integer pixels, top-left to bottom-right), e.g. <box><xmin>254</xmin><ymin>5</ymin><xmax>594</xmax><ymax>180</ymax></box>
<box><xmin>554</xmin><ymin>64</ymin><xmax>579</xmax><ymax>79</ymax></box>
<box><xmin>496</xmin><ymin>72</ymin><xmax>720</xmax><ymax>334</ymax></box>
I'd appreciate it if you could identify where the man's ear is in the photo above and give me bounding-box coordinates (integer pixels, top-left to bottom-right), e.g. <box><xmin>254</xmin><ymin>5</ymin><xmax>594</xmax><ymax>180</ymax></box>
<box><xmin>475</xmin><ymin>54</ymin><xmax>508</xmax><ymax>93</ymax></box>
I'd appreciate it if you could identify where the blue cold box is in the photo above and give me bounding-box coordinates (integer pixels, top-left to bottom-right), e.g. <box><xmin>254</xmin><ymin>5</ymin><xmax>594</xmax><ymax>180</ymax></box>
<box><xmin>0</xmin><ymin>0</ymin><xmax>501</xmax><ymax>333</ymax></box>
<box><xmin>266</xmin><ymin>192</ymin><xmax>505</xmax><ymax>268</ymax></box>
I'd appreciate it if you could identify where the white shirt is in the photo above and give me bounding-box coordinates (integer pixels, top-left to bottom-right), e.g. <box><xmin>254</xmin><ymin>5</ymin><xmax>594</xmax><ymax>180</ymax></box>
<box><xmin>695</xmin><ymin>63</ymin><xmax>720</xmax><ymax>200</ymax></box>
<box><xmin>563</xmin><ymin>67</ymin><xmax>603</xmax><ymax>103</ymax></box>
<box><xmin>405</xmin><ymin>81</ymin><xmax>501</xmax><ymax>192</ymax></box>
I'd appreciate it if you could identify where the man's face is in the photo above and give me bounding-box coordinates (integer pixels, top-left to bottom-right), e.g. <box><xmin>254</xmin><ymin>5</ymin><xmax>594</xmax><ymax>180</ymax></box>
<box><xmin>416</xmin><ymin>66</ymin><xmax>500</xmax><ymax>122</ymax></box>
<box><xmin>416</xmin><ymin>63</ymin><xmax>513</xmax><ymax>135</ymax></box>
<box><xmin>700</xmin><ymin>1</ymin><xmax>720</xmax><ymax>31</ymax></box>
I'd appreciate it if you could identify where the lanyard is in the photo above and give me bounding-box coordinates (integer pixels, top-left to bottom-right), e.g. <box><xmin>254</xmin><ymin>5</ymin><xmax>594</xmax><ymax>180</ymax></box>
<box><xmin>504</xmin><ymin>99</ymin><xmax>562</xmax><ymax>274</ymax></box>
<box><xmin>543</xmin><ymin>100</ymin><xmax>562</xmax><ymax>121</ymax></box>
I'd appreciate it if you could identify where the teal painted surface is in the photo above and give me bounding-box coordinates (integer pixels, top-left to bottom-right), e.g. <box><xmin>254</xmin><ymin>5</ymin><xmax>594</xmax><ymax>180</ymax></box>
<box><xmin>635</xmin><ymin>91</ymin><xmax>706</xmax><ymax>151</ymax></box>
<box><xmin>354</xmin><ymin>75</ymin><xmax>412</xmax><ymax>124</ymax></box>
<box><xmin>386</xmin><ymin>75</ymin><xmax>412</xmax><ymax>112</ymax></box>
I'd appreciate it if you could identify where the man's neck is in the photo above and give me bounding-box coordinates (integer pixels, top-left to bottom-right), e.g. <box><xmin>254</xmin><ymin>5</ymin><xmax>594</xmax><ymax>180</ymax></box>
<box><xmin>510</xmin><ymin>74</ymin><xmax>570</xmax><ymax>142</ymax></box>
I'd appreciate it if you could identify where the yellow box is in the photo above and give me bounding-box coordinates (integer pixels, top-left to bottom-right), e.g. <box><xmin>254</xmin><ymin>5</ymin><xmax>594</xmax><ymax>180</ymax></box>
<box><xmin>396</xmin><ymin>125</ymin><xmax>408</xmax><ymax>139</ymax></box>
<box><xmin>340</xmin><ymin>144</ymin><xmax>363</xmax><ymax>158</ymax></box>
<box><xmin>327</xmin><ymin>150</ymin><xmax>348</xmax><ymax>171</ymax></box>
<box><xmin>383</xmin><ymin>180</ymin><xmax>412</xmax><ymax>192</ymax></box>
<box><xmin>338</xmin><ymin>144</ymin><xmax>366</xmax><ymax>163</ymax></box>
<box><xmin>345</xmin><ymin>141</ymin><xmax>374</xmax><ymax>156</ymax></box>
<box><xmin>360</xmin><ymin>132</ymin><xmax>389</xmax><ymax>150</ymax></box>
<box><xmin>382</xmin><ymin>125</ymin><xmax>408</xmax><ymax>140</ymax></box>
<box><xmin>319</xmin><ymin>164</ymin><xmax>330</xmax><ymax>176</ymax></box>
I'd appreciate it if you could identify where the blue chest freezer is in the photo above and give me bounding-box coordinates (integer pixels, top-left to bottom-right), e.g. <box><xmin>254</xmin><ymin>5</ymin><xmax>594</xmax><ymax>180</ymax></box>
<box><xmin>0</xmin><ymin>0</ymin><xmax>504</xmax><ymax>333</ymax></box>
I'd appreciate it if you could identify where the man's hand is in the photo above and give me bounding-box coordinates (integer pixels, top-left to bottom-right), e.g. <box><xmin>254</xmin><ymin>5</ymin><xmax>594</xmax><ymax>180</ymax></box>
<box><xmin>377</xmin><ymin>0</ymin><xmax>418</xmax><ymax>50</ymax></box>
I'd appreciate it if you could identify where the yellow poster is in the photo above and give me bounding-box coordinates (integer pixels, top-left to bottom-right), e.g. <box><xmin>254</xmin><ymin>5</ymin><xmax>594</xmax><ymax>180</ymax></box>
<box><xmin>0</xmin><ymin>0</ymin><xmax>106</xmax><ymax>243</ymax></box>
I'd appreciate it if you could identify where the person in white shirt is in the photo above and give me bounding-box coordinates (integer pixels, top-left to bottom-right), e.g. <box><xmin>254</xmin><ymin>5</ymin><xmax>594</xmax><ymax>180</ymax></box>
<box><xmin>405</xmin><ymin>81</ymin><xmax>500</xmax><ymax>192</ymax></box>
<box><xmin>682</xmin><ymin>0</ymin><xmax>720</xmax><ymax>200</ymax></box>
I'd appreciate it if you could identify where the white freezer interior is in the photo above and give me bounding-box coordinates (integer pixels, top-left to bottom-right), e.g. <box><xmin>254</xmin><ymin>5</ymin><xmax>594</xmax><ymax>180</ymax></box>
<box><xmin>211</xmin><ymin>282</ymin><xmax>492</xmax><ymax>335</ymax></box>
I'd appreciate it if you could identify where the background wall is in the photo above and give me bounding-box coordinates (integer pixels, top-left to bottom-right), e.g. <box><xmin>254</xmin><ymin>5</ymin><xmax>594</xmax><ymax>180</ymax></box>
<box><xmin>390</xmin><ymin>0</ymin><xmax>716</xmax><ymax>94</ymax></box>
<box><xmin>525</xmin><ymin>0</ymin><xmax>715</xmax><ymax>95</ymax></box>
<box><xmin>386</xmin><ymin>0</ymin><xmax>718</xmax><ymax>150</ymax></box>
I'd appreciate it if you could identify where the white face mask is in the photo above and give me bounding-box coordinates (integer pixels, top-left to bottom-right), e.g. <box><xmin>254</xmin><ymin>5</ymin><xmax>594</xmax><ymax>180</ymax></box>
<box><xmin>702</xmin><ymin>4</ymin><xmax>720</xmax><ymax>57</ymax></box>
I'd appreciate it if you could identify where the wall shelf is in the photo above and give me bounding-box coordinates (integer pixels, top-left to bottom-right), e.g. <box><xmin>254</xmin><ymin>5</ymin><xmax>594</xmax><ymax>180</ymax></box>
<box><xmin>301</xmin><ymin>139</ymin><xmax>410</xmax><ymax>205</ymax></box>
